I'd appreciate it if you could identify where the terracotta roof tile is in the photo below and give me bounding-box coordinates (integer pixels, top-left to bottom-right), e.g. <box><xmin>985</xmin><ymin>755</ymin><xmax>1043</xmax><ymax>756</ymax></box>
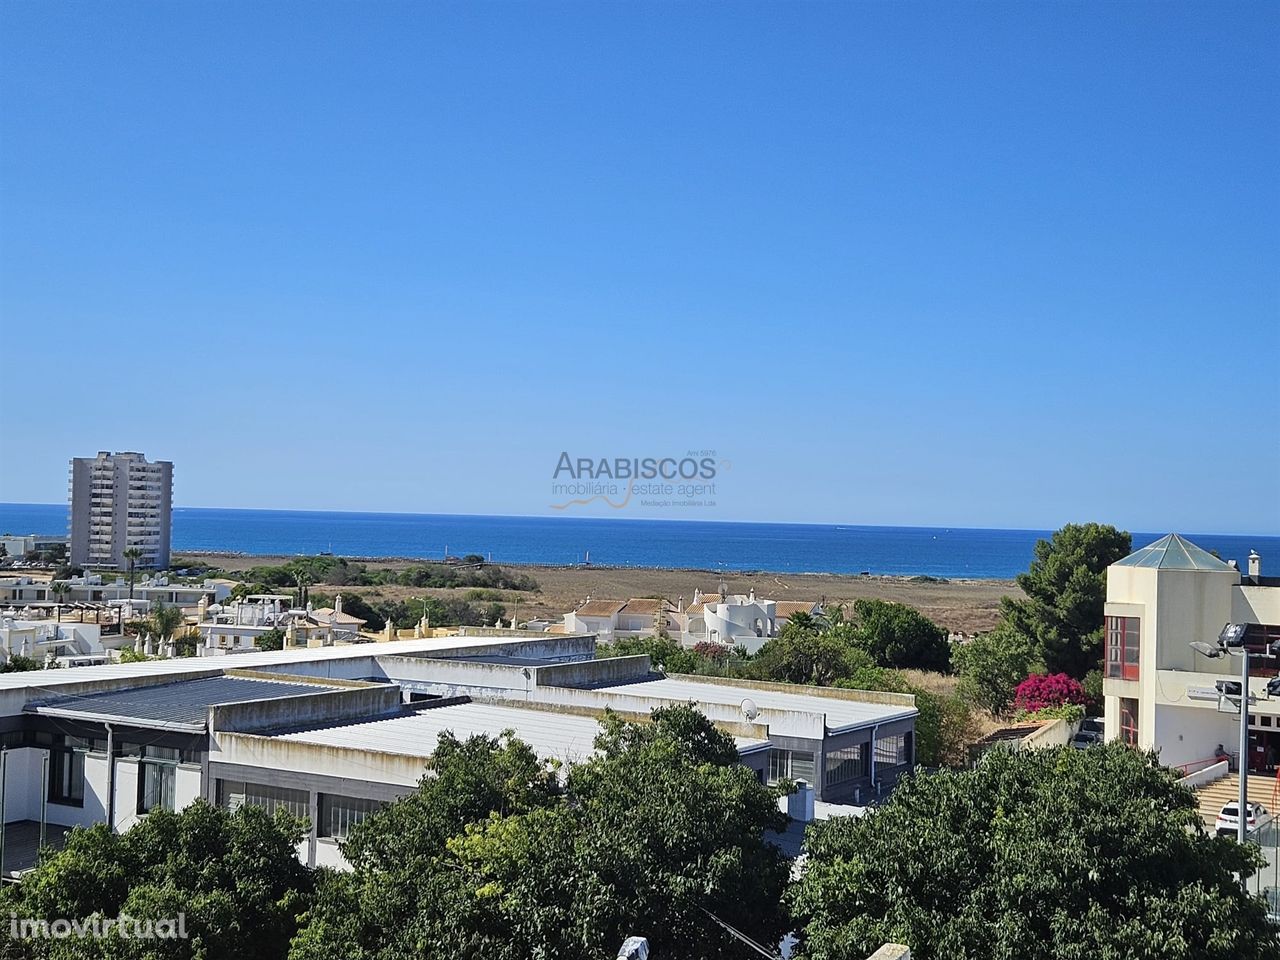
<box><xmin>575</xmin><ymin>600</ymin><xmax>628</xmax><ymax>617</ymax></box>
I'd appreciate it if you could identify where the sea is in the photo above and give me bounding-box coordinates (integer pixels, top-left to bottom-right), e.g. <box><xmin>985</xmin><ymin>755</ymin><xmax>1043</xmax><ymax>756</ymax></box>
<box><xmin>1</xmin><ymin>502</ymin><xmax>1276</xmax><ymax>581</ymax></box>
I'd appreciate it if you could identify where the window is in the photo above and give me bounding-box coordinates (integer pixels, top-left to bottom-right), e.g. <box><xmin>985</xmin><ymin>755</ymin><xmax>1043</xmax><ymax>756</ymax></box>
<box><xmin>138</xmin><ymin>746</ymin><xmax>180</xmax><ymax>814</ymax></box>
<box><xmin>319</xmin><ymin>795</ymin><xmax>383</xmax><ymax>839</ymax></box>
<box><xmin>1106</xmin><ymin>616</ymin><xmax>1140</xmax><ymax>680</ymax></box>
<box><xmin>217</xmin><ymin>779</ymin><xmax>310</xmax><ymax>819</ymax></box>
<box><xmin>47</xmin><ymin>736</ymin><xmax>88</xmax><ymax>807</ymax></box>
<box><xmin>824</xmin><ymin>744</ymin><xmax>868</xmax><ymax>786</ymax></box>
<box><xmin>766</xmin><ymin>749</ymin><xmax>817</xmax><ymax>786</ymax></box>
<box><xmin>1119</xmin><ymin>698</ymin><xmax>1139</xmax><ymax>747</ymax></box>
<box><xmin>874</xmin><ymin>734</ymin><xmax>908</xmax><ymax>768</ymax></box>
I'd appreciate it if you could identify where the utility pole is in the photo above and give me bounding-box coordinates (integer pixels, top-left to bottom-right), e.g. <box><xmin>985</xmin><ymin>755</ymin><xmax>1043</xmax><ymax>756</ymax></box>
<box><xmin>0</xmin><ymin>748</ymin><xmax>7</xmax><ymax>881</ymax></box>
<box><xmin>40</xmin><ymin>751</ymin><xmax>49</xmax><ymax>852</ymax></box>
<box><xmin>1238</xmin><ymin>646</ymin><xmax>1251</xmax><ymax>845</ymax></box>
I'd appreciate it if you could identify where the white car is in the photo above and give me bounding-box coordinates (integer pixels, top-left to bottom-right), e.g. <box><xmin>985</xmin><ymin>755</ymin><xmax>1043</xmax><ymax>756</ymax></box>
<box><xmin>1215</xmin><ymin>801</ymin><xmax>1267</xmax><ymax>837</ymax></box>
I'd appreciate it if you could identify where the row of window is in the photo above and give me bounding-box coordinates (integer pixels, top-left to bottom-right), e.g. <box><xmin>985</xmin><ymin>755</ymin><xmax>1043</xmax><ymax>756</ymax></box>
<box><xmin>767</xmin><ymin>735</ymin><xmax>910</xmax><ymax>789</ymax></box>
<box><xmin>767</xmin><ymin>748</ymin><xmax>816</xmax><ymax>786</ymax></box>
<box><xmin>874</xmin><ymin>734</ymin><xmax>909</xmax><ymax>768</ymax></box>
<box><xmin>6</xmin><ymin>734</ymin><xmax>196</xmax><ymax>812</ymax></box>
<box><xmin>15</xmin><ymin>738</ymin><xmax>384</xmax><ymax>834</ymax></box>
<box><xmin>1105</xmin><ymin>616</ymin><xmax>1140</xmax><ymax>680</ymax></box>
<box><xmin>216</xmin><ymin>779</ymin><xmax>384</xmax><ymax>840</ymax></box>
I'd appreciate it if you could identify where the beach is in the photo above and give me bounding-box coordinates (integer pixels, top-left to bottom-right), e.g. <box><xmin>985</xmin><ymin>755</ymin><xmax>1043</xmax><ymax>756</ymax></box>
<box><xmin>183</xmin><ymin>551</ymin><xmax>1020</xmax><ymax>634</ymax></box>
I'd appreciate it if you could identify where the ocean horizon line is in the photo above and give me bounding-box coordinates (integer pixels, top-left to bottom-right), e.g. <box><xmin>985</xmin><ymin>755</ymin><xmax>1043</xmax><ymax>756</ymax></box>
<box><xmin>2</xmin><ymin>501</ymin><xmax>1275</xmax><ymax>540</ymax></box>
<box><xmin>4</xmin><ymin>502</ymin><xmax>1277</xmax><ymax>580</ymax></box>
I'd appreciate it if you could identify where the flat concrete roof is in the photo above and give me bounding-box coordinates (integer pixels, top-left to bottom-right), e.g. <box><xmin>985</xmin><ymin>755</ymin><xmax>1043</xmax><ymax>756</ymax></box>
<box><xmin>597</xmin><ymin>677</ymin><xmax>917</xmax><ymax>733</ymax></box>
<box><xmin>0</xmin><ymin>636</ymin><xmax>536</xmax><ymax>692</ymax></box>
<box><xmin>25</xmin><ymin>676</ymin><xmax>340</xmax><ymax>732</ymax></box>
<box><xmin>273</xmin><ymin>701</ymin><xmax>772</xmax><ymax>766</ymax></box>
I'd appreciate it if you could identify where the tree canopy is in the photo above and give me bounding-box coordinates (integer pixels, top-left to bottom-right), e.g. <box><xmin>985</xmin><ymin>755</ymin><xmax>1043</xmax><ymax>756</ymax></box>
<box><xmin>789</xmin><ymin>742</ymin><xmax>1278</xmax><ymax>960</ymax></box>
<box><xmin>1001</xmin><ymin>522</ymin><xmax>1132</xmax><ymax>678</ymax></box>
<box><xmin>2</xmin><ymin>802</ymin><xmax>312</xmax><ymax>960</ymax></box>
<box><xmin>291</xmin><ymin>706</ymin><xmax>790</xmax><ymax>960</ymax></box>
<box><xmin>952</xmin><ymin>624</ymin><xmax>1039</xmax><ymax>714</ymax></box>
<box><xmin>848</xmin><ymin>598</ymin><xmax>951</xmax><ymax>672</ymax></box>
<box><xmin>748</xmin><ymin>623</ymin><xmax>873</xmax><ymax>686</ymax></box>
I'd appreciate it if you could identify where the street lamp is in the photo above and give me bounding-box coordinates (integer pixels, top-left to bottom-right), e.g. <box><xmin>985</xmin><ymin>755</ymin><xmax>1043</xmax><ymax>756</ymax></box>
<box><xmin>1190</xmin><ymin>623</ymin><xmax>1260</xmax><ymax>845</ymax></box>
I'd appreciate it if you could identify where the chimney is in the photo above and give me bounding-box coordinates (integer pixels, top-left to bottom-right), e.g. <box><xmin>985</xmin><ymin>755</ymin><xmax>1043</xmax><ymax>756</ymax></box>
<box><xmin>334</xmin><ymin>594</ymin><xmax>343</xmax><ymax>616</ymax></box>
<box><xmin>1248</xmin><ymin>551</ymin><xmax>1261</xmax><ymax>579</ymax></box>
<box><xmin>1229</xmin><ymin>559</ymin><xmax>1239</xmax><ymax>570</ymax></box>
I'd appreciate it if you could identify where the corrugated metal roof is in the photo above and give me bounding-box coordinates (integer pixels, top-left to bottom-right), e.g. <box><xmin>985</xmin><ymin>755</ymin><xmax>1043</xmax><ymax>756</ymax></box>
<box><xmin>598</xmin><ymin>677</ymin><xmax>917</xmax><ymax>733</ymax></box>
<box><xmin>274</xmin><ymin>701</ymin><xmax>771</xmax><ymax>766</ymax></box>
<box><xmin>24</xmin><ymin>676</ymin><xmax>338</xmax><ymax>731</ymax></box>
<box><xmin>1113</xmin><ymin>533</ymin><xmax>1235</xmax><ymax>571</ymax></box>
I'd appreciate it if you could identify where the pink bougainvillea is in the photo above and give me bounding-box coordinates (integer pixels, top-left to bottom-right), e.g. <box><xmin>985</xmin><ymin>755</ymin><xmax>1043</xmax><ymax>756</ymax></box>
<box><xmin>692</xmin><ymin>641</ymin><xmax>731</xmax><ymax>664</ymax></box>
<box><xmin>1013</xmin><ymin>672</ymin><xmax>1087</xmax><ymax>713</ymax></box>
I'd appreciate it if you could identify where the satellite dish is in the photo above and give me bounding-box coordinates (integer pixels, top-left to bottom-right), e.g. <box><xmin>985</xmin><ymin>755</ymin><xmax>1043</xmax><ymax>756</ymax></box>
<box><xmin>741</xmin><ymin>698</ymin><xmax>759</xmax><ymax>721</ymax></box>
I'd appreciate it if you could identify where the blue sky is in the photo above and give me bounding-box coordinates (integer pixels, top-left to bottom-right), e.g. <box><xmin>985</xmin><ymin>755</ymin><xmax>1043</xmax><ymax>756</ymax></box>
<box><xmin>1</xmin><ymin>1</ymin><xmax>1276</xmax><ymax>534</ymax></box>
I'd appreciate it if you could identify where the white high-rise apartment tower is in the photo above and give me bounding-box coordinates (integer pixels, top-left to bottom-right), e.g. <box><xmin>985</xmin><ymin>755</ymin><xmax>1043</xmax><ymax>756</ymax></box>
<box><xmin>69</xmin><ymin>451</ymin><xmax>173</xmax><ymax>569</ymax></box>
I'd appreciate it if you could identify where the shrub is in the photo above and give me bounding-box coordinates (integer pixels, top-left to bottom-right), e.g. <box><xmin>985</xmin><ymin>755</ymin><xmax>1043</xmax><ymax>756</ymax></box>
<box><xmin>692</xmin><ymin>641</ymin><xmax>731</xmax><ymax>663</ymax></box>
<box><xmin>1015</xmin><ymin>703</ymin><xmax>1086</xmax><ymax>725</ymax></box>
<box><xmin>953</xmin><ymin>626</ymin><xmax>1038</xmax><ymax>714</ymax></box>
<box><xmin>1014</xmin><ymin>672</ymin><xmax>1087</xmax><ymax>713</ymax></box>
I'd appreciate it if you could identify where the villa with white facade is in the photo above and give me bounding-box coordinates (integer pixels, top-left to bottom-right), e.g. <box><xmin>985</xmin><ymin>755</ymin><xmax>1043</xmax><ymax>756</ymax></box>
<box><xmin>560</xmin><ymin>590</ymin><xmax>821</xmax><ymax>653</ymax></box>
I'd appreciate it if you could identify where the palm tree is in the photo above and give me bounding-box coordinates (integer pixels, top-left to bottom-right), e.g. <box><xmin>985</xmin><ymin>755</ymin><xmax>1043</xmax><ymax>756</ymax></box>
<box><xmin>123</xmin><ymin>547</ymin><xmax>144</xmax><ymax>601</ymax></box>
<box><xmin>294</xmin><ymin>571</ymin><xmax>311</xmax><ymax>610</ymax></box>
<box><xmin>149</xmin><ymin>600</ymin><xmax>184</xmax><ymax>645</ymax></box>
<box><xmin>51</xmin><ymin>581</ymin><xmax>70</xmax><ymax>622</ymax></box>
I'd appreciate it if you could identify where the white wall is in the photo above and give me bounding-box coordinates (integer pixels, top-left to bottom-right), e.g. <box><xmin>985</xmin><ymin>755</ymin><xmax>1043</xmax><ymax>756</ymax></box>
<box><xmin>175</xmin><ymin>765</ymin><xmax>202</xmax><ymax>811</ymax></box>
<box><xmin>314</xmin><ymin>838</ymin><xmax>350</xmax><ymax>870</ymax></box>
<box><xmin>113</xmin><ymin>759</ymin><xmax>141</xmax><ymax>831</ymax></box>
<box><xmin>44</xmin><ymin>753</ymin><xmax>109</xmax><ymax>828</ymax></box>
<box><xmin>1</xmin><ymin>747</ymin><xmax>41</xmax><ymax>822</ymax></box>
<box><xmin>1152</xmin><ymin>703</ymin><xmax>1239</xmax><ymax>770</ymax></box>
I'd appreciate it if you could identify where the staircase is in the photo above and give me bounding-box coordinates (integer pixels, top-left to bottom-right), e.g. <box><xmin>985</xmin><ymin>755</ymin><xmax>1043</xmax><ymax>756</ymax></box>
<box><xmin>1194</xmin><ymin>773</ymin><xmax>1278</xmax><ymax>830</ymax></box>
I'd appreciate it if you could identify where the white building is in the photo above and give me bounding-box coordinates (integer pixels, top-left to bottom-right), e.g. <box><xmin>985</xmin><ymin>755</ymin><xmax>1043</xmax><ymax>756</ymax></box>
<box><xmin>0</xmin><ymin>618</ymin><xmax>104</xmax><ymax>664</ymax></box>
<box><xmin>0</xmin><ymin>573</ymin><xmax>230</xmax><ymax>609</ymax></box>
<box><xmin>0</xmin><ymin>630</ymin><xmax>918</xmax><ymax>876</ymax></box>
<box><xmin>0</xmin><ymin>534</ymin><xmax>69</xmax><ymax>559</ymax></box>
<box><xmin>69</xmin><ymin>451</ymin><xmax>173</xmax><ymax>570</ymax></box>
<box><xmin>1102</xmin><ymin>534</ymin><xmax>1280</xmax><ymax>772</ymax></box>
<box><xmin>195</xmin><ymin>594</ymin><xmax>368</xmax><ymax>654</ymax></box>
<box><xmin>563</xmin><ymin>598</ymin><xmax>670</xmax><ymax>640</ymax></box>
<box><xmin>562</xmin><ymin>590</ymin><xmax>821</xmax><ymax>654</ymax></box>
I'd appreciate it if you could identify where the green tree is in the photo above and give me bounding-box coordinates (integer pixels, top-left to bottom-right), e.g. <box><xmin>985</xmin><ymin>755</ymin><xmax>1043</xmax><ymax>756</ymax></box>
<box><xmin>148</xmin><ymin>600</ymin><xmax>185</xmax><ymax>644</ymax></box>
<box><xmin>0</xmin><ymin>653</ymin><xmax>42</xmax><ymax>673</ymax></box>
<box><xmin>122</xmin><ymin>546</ymin><xmax>144</xmax><ymax>601</ymax></box>
<box><xmin>952</xmin><ymin>625</ymin><xmax>1038</xmax><ymax>714</ymax></box>
<box><xmin>849</xmin><ymin>599</ymin><xmax>951</xmax><ymax>672</ymax></box>
<box><xmin>748</xmin><ymin>622</ymin><xmax>873</xmax><ymax>686</ymax></box>
<box><xmin>292</xmin><ymin>707</ymin><xmax>790</xmax><ymax>960</ymax></box>
<box><xmin>1001</xmin><ymin>522</ymin><xmax>1132</xmax><ymax>678</ymax></box>
<box><xmin>255</xmin><ymin>627</ymin><xmax>286</xmax><ymax>651</ymax></box>
<box><xmin>290</xmin><ymin>730</ymin><xmax>561</xmax><ymax>960</ymax></box>
<box><xmin>0</xmin><ymin>801</ymin><xmax>312</xmax><ymax>959</ymax></box>
<box><xmin>598</xmin><ymin>633</ymin><xmax>716</xmax><ymax>675</ymax></box>
<box><xmin>790</xmin><ymin>743</ymin><xmax>1278</xmax><ymax>960</ymax></box>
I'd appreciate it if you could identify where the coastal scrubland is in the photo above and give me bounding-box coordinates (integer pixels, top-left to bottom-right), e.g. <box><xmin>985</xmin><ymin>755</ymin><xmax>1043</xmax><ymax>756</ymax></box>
<box><xmin>182</xmin><ymin>551</ymin><xmax>1018</xmax><ymax>635</ymax></box>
